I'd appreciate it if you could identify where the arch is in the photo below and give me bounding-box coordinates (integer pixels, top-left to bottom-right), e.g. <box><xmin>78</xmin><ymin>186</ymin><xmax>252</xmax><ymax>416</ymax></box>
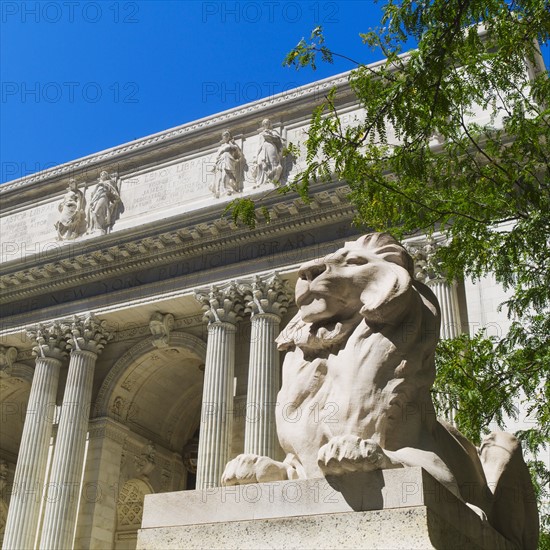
<box><xmin>0</xmin><ymin>498</ymin><xmax>8</xmax><ymax>543</ymax></box>
<box><xmin>0</xmin><ymin>366</ymin><xmax>33</xmax><ymax>458</ymax></box>
<box><xmin>3</xmin><ymin>363</ymin><xmax>34</xmax><ymax>386</ymax></box>
<box><xmin>95</xmin><ymin>332</ymin><xmax>206</xmax><ymax>417</ymax></box>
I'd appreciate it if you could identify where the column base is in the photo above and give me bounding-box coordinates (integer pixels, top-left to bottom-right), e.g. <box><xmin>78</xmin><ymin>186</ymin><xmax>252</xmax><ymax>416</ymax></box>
<box><xmin>138</xmin><ymin>467</ymin><xmax>514</xmax><ymax>550</ymax></box>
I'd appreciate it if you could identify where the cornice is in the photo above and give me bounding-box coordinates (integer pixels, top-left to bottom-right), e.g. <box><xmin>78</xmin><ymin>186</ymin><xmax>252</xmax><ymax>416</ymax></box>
<box><xmin>88</xmin><ymin>416</ymin><xmax>130</xmax><ymax>444</ymax></box>
<box><xmin>0</xmin><ymin>71</ymin><xmax>355</xmax><ymax>197</ymax></box>
<box><xmin>0</xmin><ymin>186</ymin><xmax>354</xmax><ymax>304</ymax></box>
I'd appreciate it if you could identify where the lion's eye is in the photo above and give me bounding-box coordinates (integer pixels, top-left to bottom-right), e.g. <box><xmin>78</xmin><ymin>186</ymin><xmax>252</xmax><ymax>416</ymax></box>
<box><xmin>346</xmin><ymin>257</ymin><xmax>367</xmax><ymax>265</ymax></box>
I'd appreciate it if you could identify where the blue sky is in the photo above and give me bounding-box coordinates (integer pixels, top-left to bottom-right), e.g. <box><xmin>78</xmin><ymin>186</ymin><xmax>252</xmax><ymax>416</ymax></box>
<box><xmin>1</xmin><ymin>1</ymin><xmax>548</xmax><ymax>185</ymax></box>
<box><xmin>0</xmin><ymin>1</ymin><xmax>387</xmax><ymax>184</ymax></box>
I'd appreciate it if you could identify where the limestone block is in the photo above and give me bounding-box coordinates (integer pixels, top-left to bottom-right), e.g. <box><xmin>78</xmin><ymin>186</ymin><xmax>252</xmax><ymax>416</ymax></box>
<box><xmin>137</xmin><ymin>468</ymin><xmax>514</xmax><ymax>550</ymax></box>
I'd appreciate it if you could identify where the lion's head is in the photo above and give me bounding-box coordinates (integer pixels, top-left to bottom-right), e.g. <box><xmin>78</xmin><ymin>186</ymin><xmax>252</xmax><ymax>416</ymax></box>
<box><xmin>296</xmin><ymin>233</ymin><xmax>415</xmax><ymax>323</ymax></box>
<box><xmin>278</xmin><ymin>233</ymin><xmax>439</xmax><ymax>353</ymax></box>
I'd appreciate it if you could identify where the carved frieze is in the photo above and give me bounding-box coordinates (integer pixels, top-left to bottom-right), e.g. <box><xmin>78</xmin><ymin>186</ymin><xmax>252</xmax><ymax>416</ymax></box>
<box><xmin>2</xmin><ymin>73</ymin><xmax>351</xmax><ymax>195</ymax></box>
<box><xmin>0</xmin><ymin>186</ymin><xmax>354</xmax><ymax>302</ymax></box>
<box><xmin>87</xmin><ymin>416</ymin><xmax>129</xmax><ymax>444</ymax></box>
<box><xmin>111</xmin><ymin>313</ymin><xmax>203</xmax><ymax>343</ymax></box>
<box><xmin>134</xmin><ymin>441</ymin><xmax>156</xmax><ymax>479</ymax></box>
<box><xmin>111</xmin><ymin>396</ymin><xmax>126</xmax><ymax>420</ymax></box>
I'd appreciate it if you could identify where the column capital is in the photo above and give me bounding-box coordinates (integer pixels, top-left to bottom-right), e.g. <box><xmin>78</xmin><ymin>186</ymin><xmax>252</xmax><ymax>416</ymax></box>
<box><xmin>0</xmin><ymin>345</ymin><xmax>18</xmax><ymax>375</ymax></box>
<box><xmin>195</xmin><ymin>283</ymin><xmax>245</xmax><ymax>325</ymax></box>
<box><xmin>27</xmin><ymin>322</ymin><xmax>68</xmax><ymax>362</ymax></box>
<box><xmin>64</xmin><ymin>314</ymin><xmax>112</xmax><ymax>355</ymax></box>
<box><xmin>242</xmin><ymin>273</ymin><xmax>292</xmax><ymax>318</ymax></box>
<box><xmin>404</xmin><ymin>238</ymin><xmax>446</xmax><ymax>284</ymax></box>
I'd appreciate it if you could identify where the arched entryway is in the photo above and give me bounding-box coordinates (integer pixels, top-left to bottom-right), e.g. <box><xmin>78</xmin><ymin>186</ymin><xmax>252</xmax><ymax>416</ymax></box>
<box><xmin>75</xmin><ymin>332</ymin><xmax>206</xmax><ymax>549</ymax></box>
<box><xmin>0</xmin><ymin>364</ymin><xmax>34</xmax><ymax>547</ymax></box>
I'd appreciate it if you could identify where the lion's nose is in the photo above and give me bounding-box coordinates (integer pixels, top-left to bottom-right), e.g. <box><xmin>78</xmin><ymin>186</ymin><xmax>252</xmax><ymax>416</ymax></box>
<box><xmin>298</xmin><ymin>261</ymin><xmax>326</xmax><ymax>282</ymax></box>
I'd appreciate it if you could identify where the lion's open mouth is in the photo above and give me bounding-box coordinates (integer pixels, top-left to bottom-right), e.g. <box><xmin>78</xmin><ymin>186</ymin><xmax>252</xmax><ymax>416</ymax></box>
<box><xmin>296</xmin><ymin>293</ymin><xmax>326</xmax><ymax>310</ymax></box>
<box><xmin>296</xmin><ymin>283</ymin><xmax>332</xmax><ymax>307</ymax></box>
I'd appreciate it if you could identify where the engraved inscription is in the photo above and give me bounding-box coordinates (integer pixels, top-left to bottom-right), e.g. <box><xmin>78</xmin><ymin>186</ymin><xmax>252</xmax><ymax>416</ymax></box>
<box><xmin>120</xmin><ymin>158</ymin><xmax>209</xmax><ymax>217</ymax></box>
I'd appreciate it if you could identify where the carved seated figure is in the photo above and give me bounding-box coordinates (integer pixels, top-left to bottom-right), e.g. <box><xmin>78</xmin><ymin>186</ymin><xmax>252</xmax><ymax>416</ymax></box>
<box><xmin>222</xmin><ymin>232</ymin><xmax>539</xmax><ymax>550</ymax></box>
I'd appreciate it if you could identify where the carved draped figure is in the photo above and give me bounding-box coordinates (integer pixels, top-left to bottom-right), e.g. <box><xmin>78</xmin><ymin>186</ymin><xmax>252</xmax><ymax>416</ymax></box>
<box><xmin>87</xmin><ymin>175</ymin><xmax>120</xmax><ymax>234</ymax></box>
<box><xmin>211</xmin><ymin>131</ymin><xmax>243</xmax><ymax>198</ymax></box>
<box><xmin>56</xmin><ymin>187</ymin><xmax>86</xmax><ymax>240</ymax></box>
<box><xmin>254</xmin><ymin>124</ymin><xmax>283</xmax><ymax>187</ymax></box>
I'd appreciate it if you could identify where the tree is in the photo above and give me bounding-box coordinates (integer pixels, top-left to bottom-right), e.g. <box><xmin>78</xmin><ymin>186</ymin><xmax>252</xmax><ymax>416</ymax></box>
<box><xmin>228</xmin><ymin>0</ymin><xmax>550</xmax><ymax>544</ymax></box>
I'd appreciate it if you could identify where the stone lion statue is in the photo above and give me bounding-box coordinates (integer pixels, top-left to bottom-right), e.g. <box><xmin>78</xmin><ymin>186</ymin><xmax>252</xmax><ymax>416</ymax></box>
<box><xmin>222</xmin><ymin>233</ymin><xmax>539</xmax><ymax>549</ymax></box>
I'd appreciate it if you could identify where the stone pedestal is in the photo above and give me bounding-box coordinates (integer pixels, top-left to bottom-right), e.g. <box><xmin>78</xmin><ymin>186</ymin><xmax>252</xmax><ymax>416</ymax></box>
<box><xmin>137</xmin><ymin>467</ymin><xmax>514</xmax><ymax>550</ymax></box>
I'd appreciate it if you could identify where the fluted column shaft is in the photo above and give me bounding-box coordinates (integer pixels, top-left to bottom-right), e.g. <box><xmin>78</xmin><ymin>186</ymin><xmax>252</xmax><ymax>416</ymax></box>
<box><xmin>244</xmin><ymin>313</ymin><xmax>281</xmax><ymax>456</ymax></box>
<box><xmin>429</xmin><ymin>279</ymin><xmax>462</xmax><ymax>425</ymax></box>
<box><xmin>39</xmin><ymin>315</ymin><xmax>110</xmax><ymax>550</ymax></box>
<box><xmin>3</xmin><ymin>325</ymin><xmax>66</xmax><ymax>550</ymax></box>
<box><xmin>39</xmin><ymin>350</ymin><xmax>96</xmax><ymax>550</ymax></box>
<box><xmin>195</xmin><ymin>284</ymin><xmax>244</xmax><ymax>489</ymax></box>
<box><xmin>3</xmin><ymin>358</ymin><xmax>61</xmax><ymax>550</ymax></box>
<box><xmin>196</xmin><ymin>322</ymin><xmax>237</xmax><ymax>489</ymax></box>
<box><xmin>406</xmin><ymin>239</ymin><xmax>462</xmax><ymax>425</ymax></box>
<box><xmin>429</xmin><ymin>280</ymin><xmax>461</xmax><ymax>340</ymax></box>
<box><xmin>405</xmin><ymin>239</ymin><xmax>462</xmax><ymax>340</ymax></box>
<box><xmin>242</xmin><ymin>274</ymin><xmax>290</xmax><ymax>458</ymax></box>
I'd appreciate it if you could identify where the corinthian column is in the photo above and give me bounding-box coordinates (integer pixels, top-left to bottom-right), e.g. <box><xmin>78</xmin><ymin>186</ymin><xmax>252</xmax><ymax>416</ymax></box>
<box><xmin>242</xmin><ymin>274</ymin><xmax>290</xmax><ymax>457</ymax></box>
<box><xmin>428</xmin><ymin>278</ymin><xmax>461</xmax><ymax>339</ymax></box>
<box><xmin>39</xmin><ymin>315</ymin><xmax>111</xmax><ymax>550</ymax></box>
<box><xmin>406</xmin><ymin>239</ymin><xmax>462</xmax><ymax>423</ymax></box>
<box><xmin>194</xmin><ymin>284</ymin><xmax>244</xmax><ymax>489</ymax></box>
<box><xmin>3</xmin><ymin>324</ymin><xmax>67</xmax><ymax>550</ymax></box>
<box><xmin>406</xmin><ymin>239</ymin><xmax>462</xmax><ymax>339</ymax></box>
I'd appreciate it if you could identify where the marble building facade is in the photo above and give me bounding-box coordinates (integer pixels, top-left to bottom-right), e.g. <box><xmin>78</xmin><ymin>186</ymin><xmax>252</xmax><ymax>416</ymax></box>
<box><xmin>0</xmin><ymin>68</ymin><xmax>523</xmax><ymax>549</ymax></box>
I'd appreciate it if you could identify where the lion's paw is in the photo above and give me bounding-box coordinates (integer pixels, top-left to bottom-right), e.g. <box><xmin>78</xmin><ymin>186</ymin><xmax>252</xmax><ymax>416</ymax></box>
<box><xmin>221</xmin><ymin>454</ymin><xmax>289</xmax><ymax>486</ymax></box>
<box><xmin>318</xmin><ymin>435</ymin><xmax>391</xmax><ymax>475</ymax></box>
